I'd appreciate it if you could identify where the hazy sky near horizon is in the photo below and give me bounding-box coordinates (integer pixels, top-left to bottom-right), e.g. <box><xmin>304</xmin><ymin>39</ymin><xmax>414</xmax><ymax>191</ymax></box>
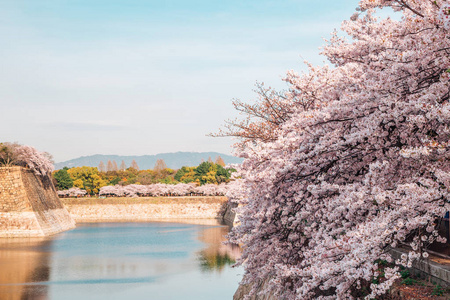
<box><xmin>0</xmin><ymin>0</ymin><xmax>361</xmax><ymax>162</ymax></box>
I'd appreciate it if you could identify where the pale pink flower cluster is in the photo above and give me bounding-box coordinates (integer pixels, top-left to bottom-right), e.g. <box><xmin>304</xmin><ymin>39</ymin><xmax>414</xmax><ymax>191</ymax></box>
<box><xmin>57</xmin><ymin>187</ymin><xmax>87</xmax><ymax>197</ymax></box>
<box><xmin>438</xmin><ymin>2</ymin><xmax>450</xmax><ymax>28</ymax></box>
<box><xmin>227</xmin><ymin>1</ymin><xmax>450</xmax><ymax>299</ymax></box>
<box><xmin>15</xmin><ymin>145</ymin><xmax>54</xmax><ymax>176</ymax></box>
<box><xmin>223</xmin><ymin>178</ymin><xmax>246</xmax><ymax>203</ymax></box>
<box><xmin>98</xmin><ymin>182</ymin><xmax>230</xmax><ymax>197</ymax></box>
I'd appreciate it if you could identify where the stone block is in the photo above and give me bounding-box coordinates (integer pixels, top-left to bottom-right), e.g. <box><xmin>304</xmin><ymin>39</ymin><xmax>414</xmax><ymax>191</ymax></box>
<box><xmin>0</xmin><ymin>167</ymin><xmax>76</xmax><ymax>237</ymax></box>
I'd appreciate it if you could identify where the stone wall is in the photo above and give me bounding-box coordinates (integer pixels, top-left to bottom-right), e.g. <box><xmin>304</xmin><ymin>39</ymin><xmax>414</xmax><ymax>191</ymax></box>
<box><xmin>390</xmin><ymin>248</ymin><xmax>450</xmax><ymax>287</ymax></box>
<box><xmin>233</xmin><ymin>249</ymin><xmax>450</xmax><ymax>300</ymax></box>
<box><xmin>234</xmin><ymin>278</ymin><xmax>280</xmax><ymax>300</ymax></box>
<box><xmin>62</xmin><ymin>196</ymin><xmax>231</xmax><ymax>222</ymax></box>
<box><xmin>223</xmin><ymin>201</ymin><xmax>238</xmax><ymax>227</ymax></box>
<box><xmin>0</xmin><ymin>167</ymin><xmax>76</xmax><ymax>237</ymax></box>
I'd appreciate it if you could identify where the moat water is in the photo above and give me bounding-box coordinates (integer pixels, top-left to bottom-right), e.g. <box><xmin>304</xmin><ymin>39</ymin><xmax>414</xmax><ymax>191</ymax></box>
<box><xmin>0</xmin><ymin>222</ymin><xmax>242</xmax><ymax>300</ymax></box>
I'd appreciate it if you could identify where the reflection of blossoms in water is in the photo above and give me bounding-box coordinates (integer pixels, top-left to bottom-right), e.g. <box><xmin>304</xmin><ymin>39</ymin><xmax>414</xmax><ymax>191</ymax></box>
<box><xmin>199</xmin><ymin>251</ymin><xmax>236</xmax><ymax>273</ymax></box>
<box><xmin>197</xmin><ymin>226</ymin><xmax>242</xmax><ymax>273</ymax></box>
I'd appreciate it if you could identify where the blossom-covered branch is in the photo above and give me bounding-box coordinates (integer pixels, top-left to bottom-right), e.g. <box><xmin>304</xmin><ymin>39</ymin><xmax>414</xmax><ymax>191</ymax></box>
<box><xmin>0</xmin><ymin>142</ymin><xmax>54</xmax><ymax>176</ymax></box>
<box><xmin>226</xmin><ymin>1</ymin><xmax>450</xmax><ymax>299</ymax></box>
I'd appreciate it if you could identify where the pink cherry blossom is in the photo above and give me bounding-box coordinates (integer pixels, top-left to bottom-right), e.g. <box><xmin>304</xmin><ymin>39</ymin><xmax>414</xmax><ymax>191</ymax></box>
<box><xmin>0</xmin><ymin>143</ymin><xmax>54</xmax><ymax>176</ymax></box>
<box><xmin>97</xmin><ymin>182</ymin><xmax>232</xmax><ymax>197</ymax></box>
<box><xmin>57</xmin><ymin>187</ymin><xmax>87</xmax><ymax>197</ymax></box>
<box><xmin>226</xmin><ymin>1</ymin><xmax>450</xmax><ymax>299</ymax></box>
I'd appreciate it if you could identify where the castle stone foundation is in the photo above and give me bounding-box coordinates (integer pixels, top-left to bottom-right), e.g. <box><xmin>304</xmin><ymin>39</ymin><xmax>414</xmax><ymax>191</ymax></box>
<box><xmin>0</xmin><ymin>167</ymin><xmax>76</xmax><ymax>237</ymax></box>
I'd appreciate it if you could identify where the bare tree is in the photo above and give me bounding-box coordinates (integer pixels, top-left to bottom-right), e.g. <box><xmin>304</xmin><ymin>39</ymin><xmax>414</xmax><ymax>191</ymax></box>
<box><xmin>98</xmin><ymin>161</ymin><xmax>106</xmax><ymax>172</ymax></box>
<box><xmin>130</xmin><ymin>159</ymin><xmax>139</xmax><ymax>170</ymax></box>
<box><xmin>107</xmin><ymin>160</ymin><xmax>113</xmax><ymax>172</ymax></box>
<box><xmin>215</xmin><ymin>156</ymin><xmax>225</xmax><ymax>166</ymax></box>
<box><xmin>153</xmin><ymin>159</ymin><xmax>167</xmax><ymax>172</ymax></box>
<box><xmin>120</xmin><ymin>160</ymin><xmax>126</xmax><ymax>171</ymax></box>
<box><xmin>112</xmin><ymin>160</ymin><xmax>119</xmax><ymax>171</ymax></box>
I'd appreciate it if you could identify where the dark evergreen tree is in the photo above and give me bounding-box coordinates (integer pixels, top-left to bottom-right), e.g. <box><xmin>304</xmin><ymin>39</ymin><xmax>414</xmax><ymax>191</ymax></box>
<box><xmin>53</xmin><ymin>167</ymin><xmax>74</xmax><ymax>190</ymax></box>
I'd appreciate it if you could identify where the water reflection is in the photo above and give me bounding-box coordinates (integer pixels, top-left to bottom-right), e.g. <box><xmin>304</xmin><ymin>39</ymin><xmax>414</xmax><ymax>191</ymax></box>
<box><xmin>0</xmin><ymin>222</ymin><xmax>242</xmax><ymax>300</ymax></box>
<box><xmin>0</xmin><ymin>238</ymin><xmax>51</xmax><ymax>300</ymax></box>
<box><xmin>197</xmin><ymin>226</ymin><xmax>241</xmax><ymax>272</ymax></box>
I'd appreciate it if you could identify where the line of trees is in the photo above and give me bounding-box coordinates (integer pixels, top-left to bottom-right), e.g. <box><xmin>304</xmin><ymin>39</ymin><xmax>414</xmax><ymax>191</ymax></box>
<box><xmin>98</xmin><ymin>182</ymin><xmax>229</xmax><ymax>197</ymax></box>
<box><xmin>57</xmin><ymin>181</ymin><xmax>237</xmax><ymax>198</ymax></box>
<box><xmin>0</xmin><ymin>142</ymin><xmax>235</xmax><ymax>198</ymax></box>
<box><xmin>98</xmin><ymin>159</ymin><xmax>140</xmax><ymax>172</ymax></box>
<box><xmin>53</xmin><ymin>157</ymin><xmax>234</xmax><ymax>195</ymax></box>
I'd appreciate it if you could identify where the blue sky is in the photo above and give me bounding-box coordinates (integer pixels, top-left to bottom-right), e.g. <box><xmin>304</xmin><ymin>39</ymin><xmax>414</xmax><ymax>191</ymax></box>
<box><xmin>0</xmin><ymin>0</ymin><xmax>362</xmax><ymax>162</ymax></box>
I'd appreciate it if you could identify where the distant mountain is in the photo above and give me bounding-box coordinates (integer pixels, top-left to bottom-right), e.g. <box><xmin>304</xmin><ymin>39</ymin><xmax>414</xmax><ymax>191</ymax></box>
<box><xmin>54</xmin><ymin>152</ymin><xmax>243</xmax><ymax>170</ymax></box>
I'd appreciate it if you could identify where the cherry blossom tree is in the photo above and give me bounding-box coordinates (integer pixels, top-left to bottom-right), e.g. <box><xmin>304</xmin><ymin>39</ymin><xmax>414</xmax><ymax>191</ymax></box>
<box><xmin>57</xmin><ymin>187</ymin><xmax>87</xmax><ymax>197</ymax></box>
<box><xmin>0</xmin><ymin>142</ymin><xmax>20</xmax><ymax>167</ymax></box>
<box><xmin>0</xmin><ymin>143</ymin><xmax>54</xmax><ymax>176</ymax></box>
<box><xmin>98</xmin><ymin>182</ymin><xmax>231</xmax><ymax>197</ymax></box>
<box><xmin>226</xmin><ymin>1</ymin><xmax>450</xmax><ymax>299</ymax></box>
<box><xmin>196</xmin><ymin>183</ymin><xmax>222</xmax><ymax>196</ymax></box>
<box><xmin>99</xmin><ymin>185</ymin><xmax>124</xmax><ymax>197</ymax></box>
<box><xmin>211</xmin><ymin>82</ymin><xmax>291</xmax><ymax>149</ymax></box>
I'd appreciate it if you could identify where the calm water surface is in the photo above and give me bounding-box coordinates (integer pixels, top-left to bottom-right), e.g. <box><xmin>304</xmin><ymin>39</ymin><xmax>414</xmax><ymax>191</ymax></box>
<box><xmin>0</xmin><ymin>222</ymin><xmax>242</xmax><ymax>300</ymax></box>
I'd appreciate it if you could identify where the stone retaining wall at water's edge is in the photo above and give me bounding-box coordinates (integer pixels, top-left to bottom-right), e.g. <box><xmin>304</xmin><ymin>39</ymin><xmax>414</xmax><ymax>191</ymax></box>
<box><xmin>0</xmin><ymin>167</ymin><xmax>76</xmax><ymax>237</ymax></box>
<box><xmin>61</xmin><ymin>196</ymin><xmax>232</xmax><ymax>222</ymax></box>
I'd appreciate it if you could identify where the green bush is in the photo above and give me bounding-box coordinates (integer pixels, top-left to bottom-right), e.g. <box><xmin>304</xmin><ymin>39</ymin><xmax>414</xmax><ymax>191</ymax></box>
<box><xmin>401</xmin><ymin>278</ymin><xmax>417</xmax><ymax>286</ymax></box>
<box><xmin>432</xmin><ymin>284</ymin><xmax>445</xmax><ymax>296</ymax></box>
<box><xmin>400</xmin><ymin>270</ymin><xmax>410</xmax><ymax>279</ymax></box>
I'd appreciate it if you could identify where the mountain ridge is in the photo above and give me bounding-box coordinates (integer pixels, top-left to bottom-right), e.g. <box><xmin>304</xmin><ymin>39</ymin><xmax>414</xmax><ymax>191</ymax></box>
<box><xmin>54</xmin><ymin>152</ymin><xmax>242</xmax><ymax>170</ymax></box>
